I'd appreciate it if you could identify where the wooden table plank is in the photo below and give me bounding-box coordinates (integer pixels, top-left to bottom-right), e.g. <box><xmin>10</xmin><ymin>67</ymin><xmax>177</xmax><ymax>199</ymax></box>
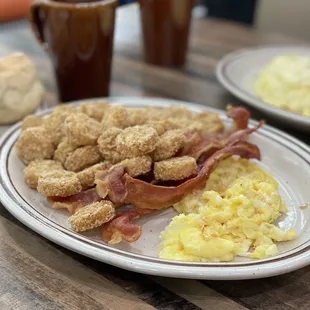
<box><xmin>0</xmin><ymin>217</ymin><xmax>155</xmax><ymax>310</ymax></box>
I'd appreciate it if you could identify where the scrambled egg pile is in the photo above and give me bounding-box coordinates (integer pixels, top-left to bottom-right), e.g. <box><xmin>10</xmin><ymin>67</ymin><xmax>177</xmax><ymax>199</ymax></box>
<box><xmin>159</xmin><ymin>157</ymin><xmax>296</xmax><ymax>262</ymax></box>
<box><xmin>254</xmin><ymin>55</ymin><xmax>310</xmax><ymax>117</ymax></box>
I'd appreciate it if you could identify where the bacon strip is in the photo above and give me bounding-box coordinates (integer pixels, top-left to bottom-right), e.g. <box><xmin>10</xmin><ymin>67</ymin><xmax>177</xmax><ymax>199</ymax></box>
<box><xmin>101</xmin><ymin>208</ymin><xmax>155</xmax><ymax>244</ymax></box>
<box><xmin>227</xmin><ymin>106</ymin><xmax>250</xmax><ymax>130</ymax></box>
<box><xmin>96</xmin><ymin>142</ymin><xmax>261</xmax><ymax>210</ymax></box>
<box><xmin>101</xmin><ymin>209</ymin><xmax>142</xmax><ymax>244</ymax></box>
<box><xmin>48</xmin><ymin>188</ymin><xmax>101</xmax><ymax>214</ymax></box>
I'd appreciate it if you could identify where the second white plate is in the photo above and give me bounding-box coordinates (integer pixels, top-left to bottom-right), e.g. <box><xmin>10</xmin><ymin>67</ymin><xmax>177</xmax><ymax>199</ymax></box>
<box><xmin>216</xmin><ymin>46</ymin><xmax>310</xmax><ymax>131</ymax></box>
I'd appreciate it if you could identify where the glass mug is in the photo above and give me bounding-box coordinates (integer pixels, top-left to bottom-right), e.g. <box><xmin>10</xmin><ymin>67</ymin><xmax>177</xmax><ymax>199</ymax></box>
<box><xmin>138</xmin><ymin>0</ymin><xmax>196</xmax><ymax>67</ymax></box>
<box><xmin>29</xmin><ymin>0</ymin><xmax>118</xmax><ymax>102</ymax></box>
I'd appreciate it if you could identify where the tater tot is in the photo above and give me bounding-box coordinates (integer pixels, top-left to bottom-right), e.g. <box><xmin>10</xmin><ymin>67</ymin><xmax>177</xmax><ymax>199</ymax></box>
<box><xmin>153</xmin><ymin>129</ymin><xmax>185</xmax><ymax>161</ymax></box>
<box><xmin>21</xmin><ymin>115</ymin><xmax>43</xmax><ymax>131</ymax></box>
<box><xmin>68</xmin><ymin>200</ymin><xmax>115</xmax><ymax>232</ymax></box>
<box><xmin>118</xmin><ymin>156</ymin><xmax>152</xmax><ymax>177</ymax></box>
<box><xmin>64</xmin><ymin>112</ymin><xmax>101</xmax><ymax>146</ymax></box>
<box><xmin>101</xmin><ymin>105</ymin><xmax>128</xmax><ymax>129</ymax></box>
<box><xmin>116</xmin><ymin>126</ymin><xmax>159</xmax><ymax>158</ymax></box>
<box><xmin>126</xmin><ymin>108</ymin><xmax>147</xmax><ymax>127</ymax></box>
<box><xmin>37</xmin><ymin>170</ymin><xmax>82</xmax><ymax>197</ymax></box>
<box><xmin>80</xmin><ymin>101</ymin><xmax>110</xmax><ymax>121</ymax></box>
<box><xmin>53</xmin><ymin>138</ymin><xmax>77</xmax><ymax>164</ymax></box>
<box><xmin>43</xmin><ymin>107</ymin><xmax>78</xmax><ymax>146</ymax></box>
<box><xmin>64</xmin><ymin>145</ymin><xmax>102</xmax><ymax>172</ymax></box>
<box><xmin>24</xmin><ymin>160</ymin><xmax>63</xmax><ymax>189</ymax></box>
<box><xmin>15</xmin><ymin>127</ymin><xmax>55</xmax><ymax>165</ymax></box>
<box><xmin>77</xmin><ymin>161</ymin><xmax>112</xmax><ymax>190</ymax></box>
<box><xmin>97</xmin><ymin>127</ymin><xmax>124</xmax><ymax>164</ymax></box>
<box><xmin>164</xmin><ymin>106</ymin><xmax>193</xmax><ymax>119</ymax></box>
<box><xmin>154</xmin><ymin>156</ymin><xmax>197</xmax><ymax>181</ymax></box>
<box><xmin>193</xmin><ymin>112</ymin><xmax>224</xmax><ymax>134</ymax></box>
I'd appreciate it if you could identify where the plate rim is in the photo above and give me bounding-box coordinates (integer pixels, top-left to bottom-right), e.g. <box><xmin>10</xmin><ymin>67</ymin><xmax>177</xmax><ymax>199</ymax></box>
<box><xmin>1</xmin><ymin>96</ymin><xmax>310</xmax><ymax>280</ymax></box>
<box><xmin>216</xmin><ymin>45</ymin><xmax>310</xmax><ymax>129</ymax></box>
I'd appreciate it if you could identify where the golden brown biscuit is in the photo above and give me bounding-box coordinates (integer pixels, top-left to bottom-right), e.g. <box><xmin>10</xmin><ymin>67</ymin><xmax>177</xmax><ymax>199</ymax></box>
<box><xmin>97</xmin><ymin>127</ymin><xmax>124</xmax><ymax>164</ymax></box>
<box><xmin>154</xmin><ymin>156</ymin><xmax>197</xmax><ymax>181</ymax></box>
<box><xmin>153</xmin><ymin>129</ymin><xmax>185</xmax><ymax>161</ymax></box>
<box><xmin>15</xmin><ymin>127</ymin><xmax>55</xmax><ymax>164</ymax></box>
<box><xmin>24</xmin><ymin>160</ymin><xmax>63</xmax><ymax>189</ymax></box>
<box><xmin>64</xmin><ymin>112</ymin><xmax>101</xmax><ymax>146</ymax></box>
<box><xmin>77</xmin><ymin>161</ymin><xmax>112</xmax><ymax>190</ymax></box>
<box><xmin>37</xmin><ymin>170</ymin><xmax>82</xmax><ymax>197</ymax></box>
<box><xmin>21</xmin><ymin>115</ymin><xmax>43</xmax><ymax>131</ymax></box>
<box><xmin>80</xmin><ymin>101</ymin><xmax>110</xmax><ymax>121</ymax></box>
<box><xmin>53</xmin><ymin>138</ymin><xmax>77</xmax><ymax>164</ymax></box>
<box><xmin>101</xmin><ymin>105</ymin><xmax>128</xmax><ymax>129</ymax></box>
<box><xmin>116</xmin><ymin>126</ymin><xmax>159</xmax><ymax>158</ymax></box>
<box><xmin>68</xmin><ymin>200</ymin><xmax>115</xmax><ymax>232</ymax></box>
<box><xmin>118</xmin><ymin>156</ymin><xmax>152</xmax><ymax>177</ymax></box>
<box><xmin>64</xmin><ymin>145</ymin><xmax>102</xmax><ymax>172</ymax></box>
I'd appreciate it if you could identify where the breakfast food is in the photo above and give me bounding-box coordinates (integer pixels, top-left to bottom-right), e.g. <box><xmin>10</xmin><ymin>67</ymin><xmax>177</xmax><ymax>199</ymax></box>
<box><xmin>24</xmin><ymin>159</ymin><xmax>63</xmax><ymax>189</ymax></box>
<box><xmin>0</xmin><ymin>53</ymin><xmax>44</xmax><ymax>124</ymax></box>
<box><xmin>254</xmin><ymin>55</ymin><xmax>310</xmax><ymax>117</ymax></box>
<box><xmin>16</xmin><ymin>127</ymin><xmax>55</xmax><ymax>164</ymax></box>
<box><xmin>15</xmin><ymin>101</ymin><xmax>296</xmax><ymax>262</ymax></box>
<box><xmin>159</xmin><ymin>157</ymin><xmax>296</xmax><ymax>262</ymax></box>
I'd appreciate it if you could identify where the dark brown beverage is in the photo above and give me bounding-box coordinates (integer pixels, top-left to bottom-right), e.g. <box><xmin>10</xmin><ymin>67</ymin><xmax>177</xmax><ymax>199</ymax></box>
<box><xmin>138</xmin><ymin>0</ymin><xmax>196</xmax><ymax>67</ymax></box>
<box><xmin>29</xmin><ymin>0</ymin><xmax>118</xmax><ymax>102</ymax></box>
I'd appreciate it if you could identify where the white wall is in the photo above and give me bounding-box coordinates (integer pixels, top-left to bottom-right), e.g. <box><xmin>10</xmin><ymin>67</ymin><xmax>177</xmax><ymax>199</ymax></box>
<box><xmin>255</xmin><ymin>0</ymin><xmax>310</xmax><ymax>40</ymax></box>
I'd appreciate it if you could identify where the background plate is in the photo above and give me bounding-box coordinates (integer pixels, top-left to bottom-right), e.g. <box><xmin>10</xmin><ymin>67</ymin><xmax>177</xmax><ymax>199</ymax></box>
<box><xmin>216</xmin><ymin>46</ymin><xmax>310</xmax><ymax>131</ymax></box>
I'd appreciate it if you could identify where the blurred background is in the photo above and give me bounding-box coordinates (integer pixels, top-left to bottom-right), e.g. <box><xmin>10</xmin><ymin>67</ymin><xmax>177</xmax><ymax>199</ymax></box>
<box><xmin>1</xmin><ymin>0</ymin><xmax>310</xmax><ymax>41</ymax></box>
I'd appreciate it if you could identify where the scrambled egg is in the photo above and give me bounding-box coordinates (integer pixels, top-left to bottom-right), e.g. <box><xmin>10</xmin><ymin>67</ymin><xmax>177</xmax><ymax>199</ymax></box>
<box><xmin>159</xmin><ymin>157</ymin><xmax>296</xmax><ymax>262</ymax></box>
<box><xmin>254</xmin><ymin>55</ymin><xmax>310</xmax><ymax>117</ymax></box>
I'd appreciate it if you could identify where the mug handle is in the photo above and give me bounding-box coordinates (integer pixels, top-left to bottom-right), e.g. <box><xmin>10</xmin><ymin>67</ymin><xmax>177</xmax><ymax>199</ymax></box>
<box><xmin>29</xmin><ymin>0</ymin><xmax>46</xmax><ymax>45</ymax></box>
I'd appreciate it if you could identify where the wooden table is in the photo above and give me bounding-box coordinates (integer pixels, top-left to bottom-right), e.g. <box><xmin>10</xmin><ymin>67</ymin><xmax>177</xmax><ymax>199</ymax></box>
<box><xmin>0</xmin><ymin>4</ymin><xmax>310</xmax><ymax>310</ymax></box>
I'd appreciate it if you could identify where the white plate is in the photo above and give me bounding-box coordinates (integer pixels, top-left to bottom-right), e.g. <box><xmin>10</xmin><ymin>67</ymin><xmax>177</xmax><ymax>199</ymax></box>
<box><xmin>1</xmin><ymin>97</ymin><xmax>310</xmax><ymax>280</ymax></box>
<box><xmin>216</xmin><ymin>46</ymin><xmax>310</xmax><ymax>131</ymax></box>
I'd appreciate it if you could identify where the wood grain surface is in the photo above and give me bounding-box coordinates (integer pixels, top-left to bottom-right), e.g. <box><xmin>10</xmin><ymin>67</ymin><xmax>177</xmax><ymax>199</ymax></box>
<box><xmin>0</xmin><ymin>3</ymin><xmax>310</xmax><ymax>310</ymax></box>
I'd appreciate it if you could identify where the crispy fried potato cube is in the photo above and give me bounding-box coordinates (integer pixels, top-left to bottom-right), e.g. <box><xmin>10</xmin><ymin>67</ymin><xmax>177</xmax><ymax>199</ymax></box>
<box><xmin>37</xmin><ymin>170</ymin><xmax>82</xmax><ymax>197</ymax></box>
<box><xmin>64</xmin><ymin>145</ymin><xmax>102</xmax><ymax>172</ymax></box>
<box><xmin>126</xmin><ymin>108</ymin><xmax>148</xmax><ymax>127</ymax></box>
<box><xmin>98</xmin><ymin>127</ymin><xmax>124</xmax><ymax>164</ymax></box>
<box><xmin>53</xmin><ymin>138</ymin><xmax>77</xmax><ymax>164</ymax></box>
<box><xmin>153</xmin><ymin>129</ymin><xmax>185</xmax><ymax>161</ymax></box>
<box><xmin>68</xmin><ymin>200</ymin><xmax>115</xmax><ymax>232</ymax></box>
<box><xmin>53</xmin><ymin>105</ymin><xmax>78</xmax><ymax>114</ymax></box>
<box><xmin>24</xmin><ymin>160</ymin><xmax>63</xmax><ymax>189</ymax></box>
<box><xmin>193</xmin><ymin>112</ymin><xmax>224</xmax><ymax>134</ymax></box>
<box><xmin>15</xmin><ymin>127</ymin><xmax>55</xmax><ymax>164</ymax></box>
<box><xmin>64</xmin><ymin>113</ymin><xmax>101</xmax><ymax>146</ymax></box>
<box><xmin>77</xmin><ymin>161</ymin><xmax>112</xmax><ymax>190</ymax></box>
<box><xmin>163</xmin><ymin>106</ymin><xmax>193</xmax><ymax>119</ymax></box>
<box><xmin>102</xmin><ymin>105</ymin><xmax>128</xmax><ymax>129</ymax></box>
<box><xmin>21</xmin><ymin>115</ymin><xmax>43</xmax><ymax>131</ymax></box>
<box><xmin>43</xmin><ymin>106</ymin><xmax>78</xmax><ymax>146</ymax></box>
<box><xmin>154</xmin><ymin>156</ymin><xmax>197</xmax><ymax>181</ymax></box>
<box><xmin>118</xmin><ymin>156</ymin><xmax>152</xmax><ymax>177</ymax></box>
<box><xmin>116</xmin><ymin>126</ymin><xmax>159</xmax><ymax>158</ymax></box>
<box><xmin>145</xmin><ymin>119</ymin><xmax>180</xmax><ymax>135</ymax></box>
<box><xmin>80</xmin><ymin>101</ymin><xmax>110</xmax><ymax>121</ymax></box>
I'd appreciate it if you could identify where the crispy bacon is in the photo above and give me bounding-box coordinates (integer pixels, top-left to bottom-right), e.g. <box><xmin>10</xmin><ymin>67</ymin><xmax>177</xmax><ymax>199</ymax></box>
<box><xmin>227</xmin><ymin>106</ymin><xmax>250</xmax><ymax>130</ymax></box>
<box><xmin>101</xmin><ymin>208</ymin><xmax>155</xmax><ymax>244</ymax></box>
<box><xmin>101</xmin><ymin>209</ymin><xmax>142</xmax><ymax>244</ymax></box>
<box><xmin>96</xmin><ymin>142</ymin><xmax>261</xmax><ymax>210</ymax></box>
<box><xmin>48</xmin><ymin>188</ymin><xmax>101</xmax><ymax>214</ymax></box>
